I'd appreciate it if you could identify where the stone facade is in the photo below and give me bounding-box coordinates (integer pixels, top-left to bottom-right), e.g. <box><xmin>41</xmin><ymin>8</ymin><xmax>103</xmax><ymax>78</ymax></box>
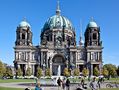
<box><xmin>13</xmin><ymin>3</ymin><xmax>103</xmax><ymax>76</ymax></box>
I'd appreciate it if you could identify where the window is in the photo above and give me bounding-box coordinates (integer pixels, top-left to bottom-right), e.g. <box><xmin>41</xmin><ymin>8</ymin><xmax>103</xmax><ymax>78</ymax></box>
<box><xmin>22</xmin><ymin>34</ymin><xmax>25</xmax><ymax>39</ymax></box>
<box><xmin>93</xmin><ymin>33</ymin><xmax>97</xmax><ymax>39</ymax></box>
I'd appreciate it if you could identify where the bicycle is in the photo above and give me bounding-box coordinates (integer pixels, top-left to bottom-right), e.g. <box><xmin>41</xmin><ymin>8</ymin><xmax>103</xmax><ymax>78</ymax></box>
<box><xmin>106</xmin><ymin>82</ymin><xmax>119</xmax><ymax>88</ymax></box>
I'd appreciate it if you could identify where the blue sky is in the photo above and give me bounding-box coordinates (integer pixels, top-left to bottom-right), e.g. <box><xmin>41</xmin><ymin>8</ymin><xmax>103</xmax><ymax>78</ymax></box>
<box><xmin>0</xmin><ymin>0</ymin><xmax>119</xmax><ymax>66</ymax></box>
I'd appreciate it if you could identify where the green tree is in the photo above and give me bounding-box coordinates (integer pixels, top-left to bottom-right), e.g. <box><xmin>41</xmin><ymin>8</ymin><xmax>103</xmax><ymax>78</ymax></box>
<box><xmin>17</xmin><ymin>67</ymin><xmax>23</xmax><ymax>76</ymax></box>
<box><xmin>102</xmin><ymin>67</ymin><xmax>109</xmax><ymax>77</ymax></box>
<box><xmin>93</xmin><ymin>67</ymin><xmax>99</xmax><ymax>76</ymax></box>
<box><xmin>82</xmin><ymin>68</ymin><xmax>89</xmax><ymax>77</ymax></box>
<box><xmin>45</xmin><ymin>68</ymin><xmax>51</xmax><ymax>77</ymax></box>
<box><xmin>73</xmin><ymin>68</ymin><xmax>80</xmax><ymax>76</ymax></box>
<box><xmin>37</xmin><ymin>67</ymin><xmax>42</xmax><ymax>78</ymax></box>
<box><xmin>117</xmin><ymin>66</ymin><xmax>119</xmax><ymax>76</ymax></box>
<box><xmin>63</xmin><ymin>68</ymin><xmax>70</xmax><ymax>77</ymax></box>
<box><xmin>5</xmin><ymin>67</ymin><xmax>13</xmax><ymax>77</ymax></box>
<box><xmin>0</xmin><ymin>60</ymin><xmax>6</xmax><ymax>78</ymax></box>
<box><xmin>103</xmin><ymin>64</ymin><xmax>117</xmax><ymax>77</ymax></box>
<box><xmin>26</xmin><ymin>67</ymin><xmax>31</xmax><ymax>76</ymax></box>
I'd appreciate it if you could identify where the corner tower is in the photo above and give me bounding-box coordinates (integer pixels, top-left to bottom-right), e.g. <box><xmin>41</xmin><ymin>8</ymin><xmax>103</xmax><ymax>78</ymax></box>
<box><xmin>84</xmin><ymin>18</ymin><xmax>103</xmax><ymax>76</ymax></box>
<box><xmin>14</xmin><ymin>19</ymin><xmax>33</xmax><ymax>76</ymax></box>
<box><xmin>15</xmin><ymin>19</ymin><xmax>32</xmax><ymax>46</ymax></box>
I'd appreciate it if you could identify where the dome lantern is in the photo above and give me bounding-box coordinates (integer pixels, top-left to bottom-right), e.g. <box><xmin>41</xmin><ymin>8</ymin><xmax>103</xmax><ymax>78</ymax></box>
<box><xmin>87</xmin><ymin>17</ymin><xmax>98</xmax><ymax>28</ymax></box>
<box><xmin>19</xmin><ymin>18</ymin><xmax>31</xmax><ymax>28</ymax></box>
<box><xmin>56</xmin><ymin>0</ymin><xmax>61</xmax><ymax>15</ymax></box>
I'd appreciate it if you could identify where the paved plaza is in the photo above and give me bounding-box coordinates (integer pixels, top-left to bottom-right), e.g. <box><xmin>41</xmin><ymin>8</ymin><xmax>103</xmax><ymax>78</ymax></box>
<box><xmin>0</xmin><ymin>82</ymin><xmax>109</xmax><ymax>90</ymax></box>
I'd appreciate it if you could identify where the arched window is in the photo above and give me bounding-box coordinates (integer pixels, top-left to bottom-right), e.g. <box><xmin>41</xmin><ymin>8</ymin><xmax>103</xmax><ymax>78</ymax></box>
<box><xmin>22</xmin><ymin>34</ymin><xmax>25</xmax><ymax>39</ymax></box>
<box><xmin>93</xmin><ymin>33</ymin><xmax>97</xmax><ymax>39</ymax></box>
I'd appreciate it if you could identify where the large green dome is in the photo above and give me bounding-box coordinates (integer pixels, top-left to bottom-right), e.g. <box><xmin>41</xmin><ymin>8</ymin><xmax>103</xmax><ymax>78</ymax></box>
<box><xmin>42</xmin><ymin>15</ymin><xmax>74</xmax><ymax>32</ymax></box>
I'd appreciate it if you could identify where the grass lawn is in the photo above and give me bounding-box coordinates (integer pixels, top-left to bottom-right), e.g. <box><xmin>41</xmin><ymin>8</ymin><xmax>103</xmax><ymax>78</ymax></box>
<box><xmin>0</xmin><ymin>87</ymin><xmax>24</xmax><ymax>90</ymax></box>
<box><xmin>0</xmin><ymin>79</ymin><xmax>34</xmax><ymax>83</ymax></box>
<box><xmin>100</xmin><ymin>89</ymin><xmax>119</xmax><ymax>90</ymax></box>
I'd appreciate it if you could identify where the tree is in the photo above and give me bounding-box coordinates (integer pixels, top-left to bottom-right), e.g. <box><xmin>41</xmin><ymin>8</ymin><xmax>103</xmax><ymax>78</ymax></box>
<box><xmin>102</xmin><ymin>67</ymin><xmax>109</xmax><ymax>77</ymax></box>
<box><xmin>93</xmin><ymin>67</ymin><xmax>99</xmax><ymax>76</ymax></box>
<box><xmin>17</xmin><ymin>67</ymin><xmax>23</xmax><ymax>76</ymax></box>
<box><xmin>116</xmin><ymin>66</ymin><xmax>119</xmax><ymax>76</ymax></box>
<box><xmin>82</xmin><ymin>68</ymin><xmax>89</xmax><ymax>77</ymax></box>
<box><xmin>5</xmin><ymin>66</ymin><xmax>13</xmax><ymax>77</ymax></box>
<box><xmin>63</xmin><ymin>68</ymin><xmax>70</xmax><ymax>77</ymax></box>
<box><xmin>73</xmin><ymin>68</ymin><xmax>80</xmax><ymax>76</ymax></box>
<box><xmin>45</xmin><ymin>68</ymin><xmax>51</xmax><ymax>77</ymax></box>
<box><xmin>26</xmin><ymin>67</ymin><xmax>31</xmax><ymax>76</ymax></box>
<box><xmin>103</xmin><ymin>64</ymin><xmax>117</xmax><ymax>77</ymax></box>
<box><xmin>37</xmin><ymin>67</ymin><xmax>42</xmax><ymax>78</ymax></box>
<box><xmin>0</xmin><ymin>60</ymin><xmax>6</xmax><ymax>78</ymax></box>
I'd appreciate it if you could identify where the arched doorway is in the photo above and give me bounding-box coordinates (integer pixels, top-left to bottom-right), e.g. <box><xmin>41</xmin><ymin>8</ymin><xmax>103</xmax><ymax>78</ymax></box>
<box><xmin>52</xmin><ymin>54</ymin><xmax>65</xmax><ymax>75</ymax></box>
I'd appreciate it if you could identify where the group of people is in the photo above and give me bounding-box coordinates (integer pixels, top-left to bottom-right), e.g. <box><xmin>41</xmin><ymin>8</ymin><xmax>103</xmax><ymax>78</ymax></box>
<box><xmin>57</xmin><ymin>77</ymin><xmax>70</xmax><ymax>90</ymax></box>
<box><xmin>24</xmin><ymin>77</ymin><xmax>103</xmax><ymax>90</ymax></box>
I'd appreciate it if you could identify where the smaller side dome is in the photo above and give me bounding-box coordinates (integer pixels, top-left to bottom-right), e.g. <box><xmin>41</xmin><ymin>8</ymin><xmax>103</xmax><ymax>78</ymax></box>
<box><xmin>87</xmin><ymin>21</ymin><xmax>98</xmax><ymax>28</ymax></box>
<box><xmin>19</xmin><ymin>20</ymin><xmax>31</xmax><ymax>28</ymax></box>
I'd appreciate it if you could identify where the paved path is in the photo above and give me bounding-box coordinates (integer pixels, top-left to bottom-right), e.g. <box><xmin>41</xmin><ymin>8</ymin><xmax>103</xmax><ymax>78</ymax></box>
<box><xmin>0</xmin><ymin>82</ymin><xmax>79</xmax><ymax>90</ymax></box>
<box><xmin>0</xmin><ymin>82</ymin><xmax>115</xmax><ymax>90</ymax></box>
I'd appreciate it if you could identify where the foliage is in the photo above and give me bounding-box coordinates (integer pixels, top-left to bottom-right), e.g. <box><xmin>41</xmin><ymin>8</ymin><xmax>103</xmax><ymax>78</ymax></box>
<box><xmin>5</xmin><ymin>66</ymin><xmax>13</xmax><ymax>77</ymax></box>
<box><xmin>36</xmin><ymin>67</ymin><xmax>42</xmax><ymax>78</ymax></box>
<box><xmin>16</xmin><ymin>68</ymin><xmax>23</xmax><ymax>76</ymax></box>
<box><xmin>26</xmin><ymin>67</ymin><xmax>31</xmax><ymax>76</ymax></box>
<box><xmin>0</xmin><ymin>60</ymin><xmax>6</xmax><ymax>78</ymax></box>
<box><xmin>82</xmin><ymin>68</ymin><xmax>89</xmax><ymax>77</ymax></box>
<box><xmin>73</xmin><ymin>68</ymin><xmax>80</xmax><ymax>76</ymax></box>
<box><xmin>103</xmin><ymin>64</ymin><xmax>117</xmax><ymax>77</ymax></box>
<box><xmin>116</xmin><ymin>66</ymin><xmax>119</xmax><ymax>76</ymax></box>
<box><xmin>93</xmin><ymin>67</ymin><xmax>99</xmax><ymax>76</ymax></box>
<box><xmin>102</xmin><ymin>67</ymin><xmax>109</xmax><ymax>77</ymax></box>
<box><xmin>45</xmin><ymin>68</ymin><xmax>51</xmax><ymax>77</ymax></box>
<box><xmin>63</xmin><ymin>68</ymin><xmax>70</xmax><ymax>77</ymax></box>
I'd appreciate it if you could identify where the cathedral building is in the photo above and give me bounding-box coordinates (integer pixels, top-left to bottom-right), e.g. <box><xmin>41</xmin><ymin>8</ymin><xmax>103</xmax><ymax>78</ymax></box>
<box><xmin>13</xmin><ymin>2</ymin><xmax>103</xmax><ymax>76</ymax></box>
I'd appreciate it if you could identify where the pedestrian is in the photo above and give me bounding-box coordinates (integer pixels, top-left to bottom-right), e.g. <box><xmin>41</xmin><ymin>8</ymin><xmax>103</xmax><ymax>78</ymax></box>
<box><xmin>62</xmin><ymin>78</ymin><xmax>66</xmax><ymax>90</ymax></box>
<box><xmin>25</xmin><ymin>87</ymin><xmax>31</xmax><ymax>90</ymax></box>
<box><xmin>57</xmin><ymin>77</ymin><xmax>62</xmax><ymax>90</ymax></box>
<box><xmin>81</xmin><ymin>78</ymin><xmax>85</xmax><ymax>88</ymax></box>
<box><xmin>97</xmin><ymin>79</ymin><xmax>101</xmax><ymax>89</ymax></box>
<box><xmin>35</xmin><ymin>83</ymin><xmax>42</xmax><ymax>90</ymax></box>
<box><xmin>90</xmin><ymin>77</ymin><xmax>99</xmax><ymax>90</ymax></box>
<box><xmin>66</xmin><ymin>78</ymin><xmax>70</xmax><ymax>90</ymax></box>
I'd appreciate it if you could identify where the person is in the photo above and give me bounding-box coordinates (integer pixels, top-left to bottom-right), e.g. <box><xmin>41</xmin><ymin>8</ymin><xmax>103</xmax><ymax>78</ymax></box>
<box><xmin>66</xmin><ymin>78</ymin><xmax>70</xmax><ymax>90</ymax></box>
<box><xmin>90</xmin><ymin>77</ymin><xmax>99</xmax><ymax>90</ymax></box>
<box><xmin>62</xmin><ymin>78</ymin><xmax>66</xmax><ymax>90</ymax></box>
<box><xmin>81</xmin><ymin>78</ymin><xmax>85</xmax><ymax>88</ymax></box>
<box><xmin>35</xmin><ymin>83</ymin><xmax>42</xmax><ymax>90</ymax></box>
<box><xmin>57</xmin><ymin>77</ymin><xmax>62</xmax><ymax>90</ymax></box>
<box><xmin>97</xmin><ymin>79</ymin><xmax>101</xmax><ymax>89</ymax></box>
<box><xmin>25</xmin><ymin>87</ymin><xmax>31</xmax><ymax>90</ymax></box>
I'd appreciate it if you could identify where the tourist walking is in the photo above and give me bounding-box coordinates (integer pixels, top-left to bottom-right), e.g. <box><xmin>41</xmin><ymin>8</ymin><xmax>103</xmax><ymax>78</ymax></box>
<box><xmin>35</xmin><ymin>83</ymin><xmax>42</xmax><ymax>90</ymax></box>
<box><xmin>62</xmin><ymin>78</ymin><xmax>66</xmax><ymax>90</ymax></box>
<box><xmin>66</xmin><ymin>78</ymin><xmax>70</xmax><ymax>90</ymax></box>
<box><xmin>81</xmin><ymin>78</ymin><xmax>85</xmax><ymax>88</ymax></box>
<box><xmin>90</xmin><ymin>77</ymin><xmax>99</xmax><ymax>90</ymax></box>
<box><xmin>57</xmin><ymin>77</ymin><xmax>62</xmax><ymax>90</ymax></box>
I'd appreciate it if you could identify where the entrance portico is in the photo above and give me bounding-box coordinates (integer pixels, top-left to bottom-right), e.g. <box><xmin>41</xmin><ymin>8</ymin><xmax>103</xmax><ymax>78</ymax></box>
<box><xmin>52</xmin><ymin>54</ymin><xmax>65</xmax><ymax>75</ymax></box>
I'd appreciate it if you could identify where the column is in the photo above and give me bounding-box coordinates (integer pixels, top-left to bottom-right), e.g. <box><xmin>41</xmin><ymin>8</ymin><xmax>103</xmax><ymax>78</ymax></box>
<box><xmin>25</xmin><ymin>33</ymin><xmax>27</xmax><ymax>45</ymax></box>
<box><xmin>90</xmin><ymin>64</ymin><xmax>93</xmax><ymax>76</ymax></box>
<box><xmin>50</xmin><ymin>63</ymin><xmax>52</xmax><ymax>75</ymax></box>
<box><xmin>41</xmin><ymin>52</ymin><xmax>43</xmax><ymax>66</ymax></box>
<box><xmin>30</xmin><ymin>51</ymin><xmax>32</xmax><ymax>61</ymax></box>
<box><xmin>32</xmin><ymin>65</ymin><xmax>34</xmax><ymax>75</ymax></box>
<box><xmin>87</xmin><ymin>52</ymin><xmax>90</xmax><ymax>62</ymax></box>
